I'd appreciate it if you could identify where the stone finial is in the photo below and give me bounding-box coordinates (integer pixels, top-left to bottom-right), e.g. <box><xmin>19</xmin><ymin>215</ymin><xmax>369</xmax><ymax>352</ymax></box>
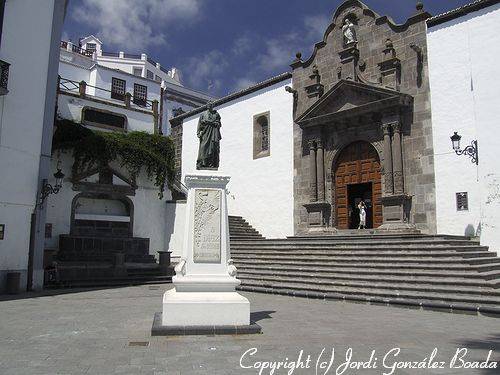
<box><xmin>385</xmin><ymin>39</ymin><xmax>393</xmax><ymax>50</ymax></box>
<box><xmin>174</xmin><ymin>258</ymin><xmax>186</xmax><ymax>276</ymax></box>
<box><xmin>227</xmin><ymin>259</ymin><xmax>237</xmax><ymax>277</ymax></box>
<box><xmin>416</xmin><ymin>2</ymin><xmax>424</xmax><ymax>12</ymax></box>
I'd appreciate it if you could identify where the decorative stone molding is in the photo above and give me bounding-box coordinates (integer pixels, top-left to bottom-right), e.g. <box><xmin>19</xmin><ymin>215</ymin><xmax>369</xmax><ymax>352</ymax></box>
<box><xmin>305</xmin><ymin>65</ymin><xmax>324</xmax><ymax>98</ymax></box>
<box><xmin>378</xmin><ymin>39</ymin><xmax>401</xmax><ymax>90</ymax></box>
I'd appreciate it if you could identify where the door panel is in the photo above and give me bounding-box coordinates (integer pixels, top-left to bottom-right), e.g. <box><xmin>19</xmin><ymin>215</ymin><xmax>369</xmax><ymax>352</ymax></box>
<box><xmin>334</xmin><ymin>141</ymin><xmax>382</xmax><ymax>229</ymax></box>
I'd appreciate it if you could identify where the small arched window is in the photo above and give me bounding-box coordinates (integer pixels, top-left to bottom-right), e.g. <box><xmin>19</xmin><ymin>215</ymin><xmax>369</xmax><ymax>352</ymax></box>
<box><xmin>253</xmin><ymin>112</ymin><xmax>270</xmax><ymax>159</ymax></box>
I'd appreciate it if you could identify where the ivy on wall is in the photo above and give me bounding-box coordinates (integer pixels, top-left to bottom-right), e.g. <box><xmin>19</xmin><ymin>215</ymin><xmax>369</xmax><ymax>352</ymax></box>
<box><xmin>52</xmin><ymin>119</ymin><xmax>175</xmax><ymax>199</ymax></box>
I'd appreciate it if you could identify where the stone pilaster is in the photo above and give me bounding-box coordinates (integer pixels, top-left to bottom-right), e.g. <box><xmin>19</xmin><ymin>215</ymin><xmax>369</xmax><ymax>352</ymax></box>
<box><xmin>338</xmin><ymin>43</ymin><xmax>359</xmax><ymax>81</ymax></box>
<box><xmin>381</xmin><ymin>123</ymin><xmax>394</xmax><ymax>195</ymax></box>
<box><xmin>316</xmin><ymin>140</ymin><xmax>325</xmax><ymax>201</ymax></box>
<box><xmin>308</xmin><ymin>140</ymin><xmax>317</xmax><ymax>202</ymax></box>
<box><xmin>392</xmin><ymin>122</ymin><xmax>404</xmax><ymax>194</ymax></box>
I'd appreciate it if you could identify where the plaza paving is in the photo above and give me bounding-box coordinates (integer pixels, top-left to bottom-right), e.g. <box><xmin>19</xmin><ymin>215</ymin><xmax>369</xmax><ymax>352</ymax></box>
<box><xmin>0</xmin><ymin>284</ymin><xmax>498</xmax><ymax>375</ymax></box>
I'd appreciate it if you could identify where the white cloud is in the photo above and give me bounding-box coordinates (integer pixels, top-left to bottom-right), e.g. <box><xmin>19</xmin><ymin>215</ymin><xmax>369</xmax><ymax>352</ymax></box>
<box><xmin>303</xmin><ymin>14</ymin><xmax>331</xmax><ymax>41</ymax></box>
<box><xmin>71</xmin><ymin>0</ymin><xmax>202</xmax><ymax>51</ymax></box>
<box><xmin>233</xmin><ymin>78</ymin><xmax>257</xmax><ymax>92</ymax></box>
<box><xmin>232</xmin><ymin>34</ymin><xmax>253</xmax><ymax>56</ymax></box>
<box><xmin>186</xmin><ymin>50</ymin><xmax>229</xmax><ymax>94</ymax></box>
<box><xmin>257</xmin><ymin>32</ymin><xmax>299</xmax><ymax>72</ymax></box>
<box><xmin>255</xmin><ymin>14</ymin><xmax>330</xmax><ymax>74</ymax></box>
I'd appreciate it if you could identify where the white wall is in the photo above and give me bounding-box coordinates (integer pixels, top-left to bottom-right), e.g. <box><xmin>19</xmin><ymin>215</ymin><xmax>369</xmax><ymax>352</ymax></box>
<box><xmin>57</xmin><ymin>94</ymin><xmax>155</xmax><ymax>133</ymax></box>
<box><xmin>45</xmin><ymin>155</ymin><xmax>172</xmax><ymax>257</ymax></box>
<box><xmin>59</xmin><ymin>60</ymin><xmax>90</xmax><ymax>84</ymax></box>
<box><xmin>92</xmin><ymin>65</ymin><xmax>161</xmax><ymax>103</ymax></box>
<box><xmin>428</xmin><ymin>3</ymin><xmax>500</xmax><ymax>252</ymax></box>
<box><xmin>0</xmin><ymin>0</ymin><xmax>65</xmax><ymax>291</ymax></box>
<box><xmin>165</xmin><ymin>202</ymin><xmax>186</xmax><ymax>260</ymax></box>
<box><xmin>180</xmin><ymin>80</ymin><xmax>294</xmax><ymax>238</ymax></box>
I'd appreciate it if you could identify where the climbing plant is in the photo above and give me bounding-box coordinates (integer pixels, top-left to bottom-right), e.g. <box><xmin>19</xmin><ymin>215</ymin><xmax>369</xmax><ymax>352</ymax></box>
<box><xmin>52</xmin><ymin>118</ymin><xmax>175</xmax><ymax>199</ymax></box>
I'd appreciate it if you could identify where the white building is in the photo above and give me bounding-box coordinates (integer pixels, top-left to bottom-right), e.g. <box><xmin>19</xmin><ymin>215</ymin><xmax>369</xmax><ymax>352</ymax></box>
<box><xmin>64</xmin><ymin>36</ymin><xmax>214</xmax><ymax>134</ymax></box>
<box><xmin>166</xmin><ymin>73</ymin><xmax>294</xmax><ymax>259</ymax></box>
<box><xmin>41</xmin><ymin>36</ymin><xmax>214</xmax><ymax>277</ymax></box>
<box><xmin>428</xmin><ymin>0</ymin><xmax>500</xmax><ymax>252</ymax></box>
<box><xmin>0</xmin><ymin>0</ymin><xmax>67</xmax><ymax>292</ymax></box>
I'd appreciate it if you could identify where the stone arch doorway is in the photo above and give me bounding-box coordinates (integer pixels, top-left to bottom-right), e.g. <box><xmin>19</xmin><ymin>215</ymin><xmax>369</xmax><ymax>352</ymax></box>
<box><xmin>333</xmin><ymin>141</ymin><xmax>382</xmax><ymax>229</ymax></box>
<box><xmin>70</xmin><ymin>193</ymin><xmax>134</xmax><ymax>237</ymax></box>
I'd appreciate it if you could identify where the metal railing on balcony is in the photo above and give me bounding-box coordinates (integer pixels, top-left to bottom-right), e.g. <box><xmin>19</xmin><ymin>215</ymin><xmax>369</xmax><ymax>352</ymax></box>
<box><xmin>0</xmin><ymin>60</ymin><xmax>10</xmax><ymax>95</ymax></box>
<box><xmin>58</xmin><ymin>77</ymin><xmax>156</xmax><ymax>111</ymax></box>
<box><xmin>60</xmin><ymin>41</ymin><xmax>93</xmax><ymax>58</ymax></box>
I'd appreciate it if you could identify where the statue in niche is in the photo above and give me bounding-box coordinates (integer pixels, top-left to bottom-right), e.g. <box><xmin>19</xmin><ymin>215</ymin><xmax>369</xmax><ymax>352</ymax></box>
<box><xmin>342</xmin><ymin>18</ymin><xmax>357</xmax><ymax>46</ymax></box>
<box><xmin>196</xmin><ymin>102</ymin><xmax>221</xmax><ymax>169</ymax></box>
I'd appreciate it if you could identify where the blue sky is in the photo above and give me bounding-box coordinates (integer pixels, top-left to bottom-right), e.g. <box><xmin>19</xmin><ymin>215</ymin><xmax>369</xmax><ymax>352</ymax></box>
<box><xmin>63</xmin><ymin>0</ymin><xmax>473</xmax><ymax>98</ymax></box>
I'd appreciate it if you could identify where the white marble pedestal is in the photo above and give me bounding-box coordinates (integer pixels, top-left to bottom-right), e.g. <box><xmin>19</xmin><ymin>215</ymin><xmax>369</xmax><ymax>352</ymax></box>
<box><xmin>152</xmin><ymin>172</ymin><xmax>260</xmax><ymax>335</ymax></box>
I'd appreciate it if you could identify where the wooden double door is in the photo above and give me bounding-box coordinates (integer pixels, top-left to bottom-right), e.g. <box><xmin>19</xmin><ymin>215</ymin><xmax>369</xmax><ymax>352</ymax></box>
<box><xmin>334</xmin><ymin>141</ymin><xmax>382</xmax><ymax>229</ymax></box>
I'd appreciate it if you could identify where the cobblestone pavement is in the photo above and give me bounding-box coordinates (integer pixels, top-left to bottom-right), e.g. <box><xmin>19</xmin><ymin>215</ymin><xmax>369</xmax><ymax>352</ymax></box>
<box><xmin>0</xmin><ymin>285</ymin><xmax>499</xmax><ymax>375</ymax></box>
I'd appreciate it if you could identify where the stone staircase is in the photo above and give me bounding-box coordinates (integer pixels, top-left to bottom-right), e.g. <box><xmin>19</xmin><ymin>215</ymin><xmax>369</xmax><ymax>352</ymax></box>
<box><xmin>229</xmin><ymin>226</ymin><xmax>500</xmax><ymax>315</ymax></box>
<box><xmin>229</xmin><ymin>215</ymin><xmax>264</xmax><ymax>240</ymax></box>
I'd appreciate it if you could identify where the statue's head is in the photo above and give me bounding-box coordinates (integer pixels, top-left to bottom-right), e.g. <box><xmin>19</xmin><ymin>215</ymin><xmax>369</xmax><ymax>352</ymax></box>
<box><xmin>207</xmin><ymin>102</ymin><xmax>214</xmax><ymax>111</ymax></box>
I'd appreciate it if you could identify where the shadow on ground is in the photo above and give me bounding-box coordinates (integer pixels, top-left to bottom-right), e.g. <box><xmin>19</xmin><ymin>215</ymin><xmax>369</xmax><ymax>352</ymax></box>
<box><xmin>0</xmin><ymin>284</ymin><xmax>143</xmax><ymax>302</ymax></box>
<box><xmin>250</xmin><ymin>310</ymin><xmax>275</xmax><ymax>324</ymax></box>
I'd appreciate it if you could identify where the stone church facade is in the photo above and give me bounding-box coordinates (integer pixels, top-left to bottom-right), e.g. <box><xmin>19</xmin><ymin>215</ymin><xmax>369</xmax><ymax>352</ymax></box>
<box><xmin>291</xmin><ymin>1</ymin><xmax>436</xmax><ymax>234</ymax></box>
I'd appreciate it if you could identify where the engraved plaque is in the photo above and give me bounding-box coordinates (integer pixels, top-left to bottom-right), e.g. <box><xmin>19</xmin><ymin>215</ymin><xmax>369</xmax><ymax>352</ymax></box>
<box><xmin>193</xmin><ymin>189</ymin><xmax>221</xmax><ymax>263</ymax></box>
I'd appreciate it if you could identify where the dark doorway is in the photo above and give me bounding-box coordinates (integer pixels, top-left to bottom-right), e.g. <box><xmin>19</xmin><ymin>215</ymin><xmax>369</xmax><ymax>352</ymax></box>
<box><xmin>347</xmin><ymin>183</ymin><xmax>373</xmax><ymax>229</ymax></box>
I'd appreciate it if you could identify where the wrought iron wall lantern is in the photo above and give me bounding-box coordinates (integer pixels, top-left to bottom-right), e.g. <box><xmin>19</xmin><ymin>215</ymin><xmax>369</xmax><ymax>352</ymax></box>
<box><xmin>38</xmin><ymin>167</ymin><xmax>65</xmax><ymax>206</ymax></box>
<box><xmin>450</xmin><ymin>132</ymin><xmax>479</xmax><ymax>165</ymax></box>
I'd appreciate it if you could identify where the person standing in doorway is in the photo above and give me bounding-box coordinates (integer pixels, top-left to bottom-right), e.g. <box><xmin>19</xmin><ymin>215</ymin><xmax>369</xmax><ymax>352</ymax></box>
<box><xmin>358</xmin><ymin>200</ymin><xmax>367</xmax><ymax>229</ymax></box>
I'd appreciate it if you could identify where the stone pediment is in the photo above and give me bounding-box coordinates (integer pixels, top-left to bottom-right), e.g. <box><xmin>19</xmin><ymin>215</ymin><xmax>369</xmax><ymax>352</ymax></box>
<box><xmin>296</xmin><ymin>80</ymin><xmax>413</xmax><ymax>128</ymax></box>
<box><xmin>72</xmin><ymin>166</ymin><xmax>137</xmax><ymax>196</ymax></box>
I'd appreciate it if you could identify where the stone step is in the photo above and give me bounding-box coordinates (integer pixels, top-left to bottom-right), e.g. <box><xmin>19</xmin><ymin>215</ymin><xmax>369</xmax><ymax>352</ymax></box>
<box><xmin>230</xmin><ymin>231</ymin><xmax>261</xmax><ymax>235</ymax></box>
<box><xmin>233</xmin><ymin>259</ymin><xmax>500</xmax><ymax>274</ymax></box>
<box><xmin>237</xmin><ymin>277</ymin><xmax>500</xmax><ymax>304</ymax></box>
<box><xmin>235</xmin><ymin>263</ymin><xmax>500</xmax><ymax>279</ymax></box>
<box><xmin>231</xmin><ymin>239</ymin><xmax>479</xmax><ymax>246</ymax></box>
<box><xmin>231</xmin><ymin>245</ymin><xmax>488</xmax><ymax>252</ymax></box>
<box><xmin>228</xmin><ymin>216</ymin><xmax>264</xmax><ymax>239</ymax></box>
<box><xmin>290</xmin><ymin>233</ymin><xmax>475</xmax><ymax>240</ymax></box>
<box><xmin>237</xmin><ymin>268</ymin><xmax>498</xmax><ymax>288</ymax></box>
<box><xmin>237</xmin><ymin>285</ymin><xmax>500</xmax><ymax>315</ymax></box>
<box><xmin>232</xmin><ymin>254</ymin><xmax>499</xmax><ymax>267</ymax></box>
<box><xmin>47</xmin><ymin>276</ymin><xmax>172</xmax><ymax>289</ymax></box>
<box><xmin>231</xmin><ymin>251</ymin><xmax>493</xmax><ymax>260</ymax></box>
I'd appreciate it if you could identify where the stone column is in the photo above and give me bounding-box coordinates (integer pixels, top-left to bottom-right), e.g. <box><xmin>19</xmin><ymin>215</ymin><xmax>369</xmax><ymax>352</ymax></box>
<box><xmin>381</xmin><ymin>123</ymin><xmax>394</xmax><ymax>195</ymax></box>
<box><xmin>308</xmin><ymin>140</ymin><xmax>317</xmax><ymax>202</ymax></box>
<box><xmin>392</xmin><ymin>122</ymin><xmax>404</xmax><ymax>194</ymax></box>
<box><xmin>316</xmin><ymin>140</ymin><xmax>325</xmax><ymax>201</ymax></box>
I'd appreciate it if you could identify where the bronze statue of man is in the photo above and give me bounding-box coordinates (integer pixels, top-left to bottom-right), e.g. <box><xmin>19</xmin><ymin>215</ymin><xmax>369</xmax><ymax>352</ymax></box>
<box><xmin>196</xmin><ymin>102</ymin><xmax>221</xmax><ymax>169</ymax></box>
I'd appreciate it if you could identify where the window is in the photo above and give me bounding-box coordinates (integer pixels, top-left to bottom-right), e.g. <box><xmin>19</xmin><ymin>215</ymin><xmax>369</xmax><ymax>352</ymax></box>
<box><xmin>456</xmin><ymin>192</ymin><xmax>468</xmax><ymax>211</ymax></box>
<box><xmin>261</xmin><ymin>119</ymin><xmax>269</xmax><ymax>151</ymax></box>
<box><xmin>86</xmin><ymin>43</ymin><xmax>96</xmax><ymax>53</ymax></box>
<box><xmin>155</xmin><ymin>75</ymin><xmax>162</xmax><ymax>82</ymax></box>
<box><xmin>0</xmin><ymin>224</ymin><xmax>4</xmax><ymax>240</ymax></box>
<box><xmin>45</xmin><ymin>223</ymin><xmax>52</xmax><ymax>239</ymax></box>
<box><xmin>82</xmin><ymin>107</ymin><xmax>126</xmax><ymax>131</ymax></box>
<box><xmin>146</xmin><ymin>70</ymin><xmax>154</xmax><ymax>80</ymax></box>
<box><xmin>253</xmin><ymin>112</ymin><xmax>270</xmax><ymax>159</ymax></box>
<box><xmin>133</xmin><ymin>67</ymin><xmax>142</xmax><ymax>77</ymax></box>
<box><xmin>133</xmin><ymin>83</ymin><xmax>147</xmax><ymax>106</ymax></box>
<box><xmin>111</xmin><ymin>77</ymin><xmax>126</xmax><ymax>101</ymax></box>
